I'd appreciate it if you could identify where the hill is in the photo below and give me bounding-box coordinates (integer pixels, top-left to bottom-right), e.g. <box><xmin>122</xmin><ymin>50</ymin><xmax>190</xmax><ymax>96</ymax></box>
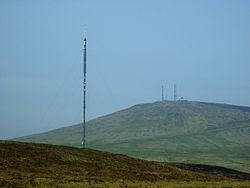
<box><xmin>15</xmin><ymin>101</ymin><xmax>250</xmax><ymax>173</ymax></box>
<box><xmin>1</xmin><ymin>141</ymin><xmax>250</xmax><ymax>187</ymax></box>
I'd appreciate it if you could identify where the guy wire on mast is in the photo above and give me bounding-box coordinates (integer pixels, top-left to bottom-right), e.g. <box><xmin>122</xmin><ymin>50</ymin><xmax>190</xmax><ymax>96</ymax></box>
<box><xmin>82</xmin><ymin>37</ymin><xmax>87</xmax><ymax>148</ymax></box>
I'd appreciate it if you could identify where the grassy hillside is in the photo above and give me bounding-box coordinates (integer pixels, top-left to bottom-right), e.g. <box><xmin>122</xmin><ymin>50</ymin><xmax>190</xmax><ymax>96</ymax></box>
<box><xmin>15</xmin><ymin>101</ymin><xmax>250</xmax><ymax>173</ymax></box>
<box><xmin>1</xmin><ymin>141</ymin><xmax>250</xmax><ymax>187</ymax></box>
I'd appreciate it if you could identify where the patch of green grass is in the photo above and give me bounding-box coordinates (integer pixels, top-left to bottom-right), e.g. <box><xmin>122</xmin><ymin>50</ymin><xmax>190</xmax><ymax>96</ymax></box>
<box><xmin>14</xmin><ymin>101</ymin><xmax>250</xmax><ymax>173</ymax></box>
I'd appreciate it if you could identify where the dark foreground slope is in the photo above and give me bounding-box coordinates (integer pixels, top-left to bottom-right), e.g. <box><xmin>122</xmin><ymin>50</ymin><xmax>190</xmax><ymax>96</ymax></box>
<box><xmin>0</xmin><ymin>141</ymin><xmax>250</xmax><ymax>188</ymax></box>
<box><xmin>15</xmin><ymin>101</ymin><xmax>250</xmax><ymax>173</ymax></box>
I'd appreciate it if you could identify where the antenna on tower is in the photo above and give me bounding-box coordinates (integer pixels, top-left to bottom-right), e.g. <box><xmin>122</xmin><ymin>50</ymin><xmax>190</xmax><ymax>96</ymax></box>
<box><xmin>162</xmin><ymin>85</ymin><xmax>164</xmax><ymax>102</ymax></box>
<box><xmin>82</xmin><ymin>37</ymin><xmax>87</xmax><ymax>148</ymax></box>
<box><xmin>174</xmin><ymin>84</ymin><xmax>177</xmax><ymax>101</ymax></box>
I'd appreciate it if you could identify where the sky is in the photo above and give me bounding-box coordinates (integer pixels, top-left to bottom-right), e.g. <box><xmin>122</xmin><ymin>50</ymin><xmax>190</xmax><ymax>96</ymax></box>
<box><xmin>0</xmin><ymin>0</ymin><xmax>249</xmax><ymax>139</ymax></box>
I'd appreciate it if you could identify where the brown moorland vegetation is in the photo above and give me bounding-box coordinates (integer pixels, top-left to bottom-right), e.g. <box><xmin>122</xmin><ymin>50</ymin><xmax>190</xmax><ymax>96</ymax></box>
<box><xmin>0</xmin><ymin>141</ymin><xmax>250</xmax><ymax>187</ymax></box>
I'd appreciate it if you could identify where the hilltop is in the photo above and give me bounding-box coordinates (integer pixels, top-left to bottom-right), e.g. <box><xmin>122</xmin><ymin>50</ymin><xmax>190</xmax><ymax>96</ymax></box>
<box><xmin>0</xmin><ymin>141</ymin><xmax>250</xmax><ymax>187</ymax></box>
<box><xmin>15</xmin><ymin>101</ymin><xmax>250</xmax><ymax>173</ymax></box>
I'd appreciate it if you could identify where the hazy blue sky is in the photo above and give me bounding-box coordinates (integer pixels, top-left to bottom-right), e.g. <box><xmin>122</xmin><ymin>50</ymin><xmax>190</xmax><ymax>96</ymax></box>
<box><xmin>0</xmin><ymin>0</ymin><xmax>249</xmax><ymax>139</ymax></box>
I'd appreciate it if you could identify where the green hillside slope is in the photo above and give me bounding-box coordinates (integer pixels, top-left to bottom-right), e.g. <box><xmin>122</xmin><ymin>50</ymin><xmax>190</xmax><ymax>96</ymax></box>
<box><xmin>15</xmin><ymin>101</ymin><xmax>250</xmax><ymax>173</ymax></box>
<box><xmin>1</xmin><ymin>141</ymin><xmax>250</xmax><ymax>187</ymax></box>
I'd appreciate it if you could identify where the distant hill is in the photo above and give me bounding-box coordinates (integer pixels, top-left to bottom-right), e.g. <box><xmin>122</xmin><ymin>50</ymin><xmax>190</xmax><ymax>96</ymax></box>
<box><xmin>1</xmin><ymin>141</ymin><xmax>250</xmax><ymax>187</ymax></box>
<box><xmin>14</xmin><ymin>101</ymin><xmax>250</xmax><ymax>173</ymax></box>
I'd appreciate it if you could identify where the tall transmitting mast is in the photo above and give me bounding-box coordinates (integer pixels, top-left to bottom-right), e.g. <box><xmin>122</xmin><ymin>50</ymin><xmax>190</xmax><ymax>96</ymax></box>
<box><xmin>82</xmin><ymin>37</ymin><xmax>87</xmax><ymax>148</ymax></box>
<box><xmin>174</xmin><ymin>84</ymin><xmax>177</xmax><ymax>101</ymax></box>
<box><xmin>162</xmin><ymin>85</ymin><xmax>164</xmax><ymax>102</ymax></box>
